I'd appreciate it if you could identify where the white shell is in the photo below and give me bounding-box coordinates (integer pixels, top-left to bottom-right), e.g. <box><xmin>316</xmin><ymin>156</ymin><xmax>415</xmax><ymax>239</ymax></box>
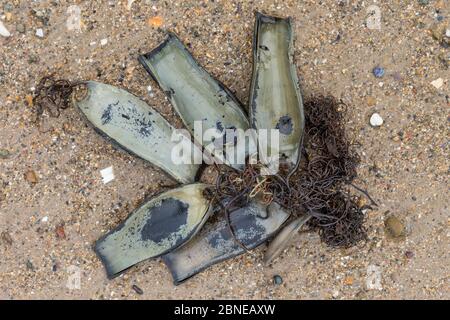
<box><xmin>369</xmin><ymin>113</ymin><xmax>383</xmax><ymax>127</ymax></box>
<box><xmin>35</xmin><ymin>28</ymin><xmax>44</xmax><ymax>38</ymax></box>
<box><xmin>0</xmin><ymin>21</ymin><xmax>11</xmax><ymax>37</ymax></box>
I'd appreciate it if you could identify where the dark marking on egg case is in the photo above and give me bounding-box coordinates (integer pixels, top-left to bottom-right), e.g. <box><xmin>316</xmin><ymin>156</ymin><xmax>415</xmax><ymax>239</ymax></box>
<box><xmin>162</xmin><ymin>202</ymin><xmax>287</xmax><ymax>285</ymax></box>
<box><xmin>208</xmin><ymin>212</ymin><xmax>265</xmax><ymax>248</ymax></box>
<box><xmin>93</xmin><ymin>185</ymin><xmax>209</xmax><ymax>279</ymax></box>
<box><xmin>79</xmin><ymin>112</ymin><xmax>181</xmax><ymax>186</ymax></box>
<box><xmin>101</xmin><ymin>101</ymin><xmax>119</xmax><ymax>125</ymax></box>
<box><xmin>140</xmin><ymin>198</ymin><xmax>189</xmax><ymax>243</ymax></box>
<box><xmin>102</xmin><ymin>99</ymin><xmax>155</xmax><ymax>138</ymax></box>
<box><xmin>276</xmin><ymin>115</ymin><xmax>293</xmax><ymax>135</ymax></box>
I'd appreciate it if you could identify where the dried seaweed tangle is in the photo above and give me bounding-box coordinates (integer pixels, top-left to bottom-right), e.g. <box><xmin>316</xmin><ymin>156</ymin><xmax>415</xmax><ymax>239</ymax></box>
<box><xmin>211</xmin><ymin>95</ymin><xmax>374</xmax><ymax>248</ymax></box>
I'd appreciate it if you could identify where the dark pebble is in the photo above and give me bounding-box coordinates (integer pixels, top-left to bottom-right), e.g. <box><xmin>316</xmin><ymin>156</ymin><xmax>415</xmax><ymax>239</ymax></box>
<box><xmin>26</xmin><ymin>260</ymin><xmax>34</xmax><ymax>271</ymax></box>
<box><xmin>273</xmin><ymin>275</ymin><xmax>283</xmax><ymax>285</ymax></box>
<box><xmin>405</xmin><ymin>251</ymin><xmax>414</xmax><ymax>259</ymax></box>
<box><xmin>0</xmin><ymin>148</ymin><xmax>10</xmax><ymax>159</ymax></box>
<box><xmin>372</xmin><ymin>66</ymin><xmax>385</xmax><ymax>78</ymax></box>
<box><xmin>132</xmin><ymin>284</ymin><xmax>144</xmax><ymax>295</ymax></box>
<box><xmin>1</xmin><ymin>231</ymin><xmax>13</xmax><ymax>246</ymax></box>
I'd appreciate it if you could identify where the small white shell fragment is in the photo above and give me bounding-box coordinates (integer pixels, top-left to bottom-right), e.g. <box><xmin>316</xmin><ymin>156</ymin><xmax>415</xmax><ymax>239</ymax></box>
<box><xmin>366</xmin><ymin>265</ymin><xmax>383</xmax><ymax>290</ymax></box>
<box><xmin>100</xmin><ymin>38</ymin><xmax>108</xmax><ymax>46</ymax></box>
<box><xmin>0</xmin><ymin>20</ymin><xmax>11</xmax><ymax>37</ymax></box>
<box><xmin>36</xmin><ymin>28</ymin><xmax>44</xmax><ymax>38</ymax></box>
<box><xmin>127</xmin><ymin>0</ymin><xmax>135</xmax><ymax>10</ymax></box>
<box><xmin>431</xmin><ymin>78</ymin><xmax>443</xmax><ymax>89</ymax></box>
<box><xmin>41</xmin><ymin>216</ymin><xmax>49</xmax><ymax>223</ymax></box>
<box><xmin>446</xmin><ymin>29</ymin><xmax>450</xmax><ymax>38</ymax></box>
<box><xmin>100</xmin><ymin>166</ymin><xmax>115</xmax><ymax>184</ymax></box>
<box><xmin>146</xmin><ymin>85</ymin><xmax>154</xmax><ymax>97</ymax></box>
<box><xmin>370</xmin><ymin>113</ymin><xmax>383</xmax><ymax>127</ymax></box>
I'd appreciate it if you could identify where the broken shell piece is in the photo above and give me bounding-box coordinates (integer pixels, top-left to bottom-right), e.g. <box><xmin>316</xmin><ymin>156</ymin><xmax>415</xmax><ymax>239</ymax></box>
<box><xmin>249</xmin><ymin>13</ymin><xmax>304</xmax><ymax>170</ymax></box>
<box><xmin>95</xmin><ymin>184</ymin><xmax>213</xmax><ymax>279</ymax></box>
<box><xmin>431</xmin><ymin>78</ymin><xmax>444</xmax><ymax>89</ymax></box>
<box><xmin>0</xmin><ymin>20</ymin><xmax>11</xmax><ymax>37</ymax></box>
<box><xmin>139</xmin><ymin>33</ymin><xmax>255</xmax><ymax>169</ymax></box>
<box><xmin>75</xmin><ymin>81</ymin><xmax>200</xmax><ymax>184</ymax></box>
<box><xmin>264</xmin><ymin>215</ymin><xmax>311</xmax><ymax>264</ymax></box>
<box><xmin>162</xmin><ymin>201</ymin><xmax>289</xmax><ymax>285</ymax></box>
<box><xmin>100</xmin><ymin>166</ymin><xmax>114</xmax><ymax>184</ymax></box>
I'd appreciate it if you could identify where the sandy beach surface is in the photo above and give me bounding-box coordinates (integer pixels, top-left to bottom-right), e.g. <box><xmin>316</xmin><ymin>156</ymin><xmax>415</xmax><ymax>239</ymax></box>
<box><xmin>0</xmin><ymin>0</ymin><xmax>448</xmax><ymax>299</ymax></box>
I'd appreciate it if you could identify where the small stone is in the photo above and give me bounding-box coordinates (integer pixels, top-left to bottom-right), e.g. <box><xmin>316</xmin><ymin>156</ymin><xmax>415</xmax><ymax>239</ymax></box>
<box><xmin>100</xmin><ymin>38</ymin><xmax>108</xmax><ymax>46</ymax></box>
<box><xmin>372</xmin><ymin>66</ymin><xmax>385</xmax><ymax>78</ymax></box>
<box><xmin>385</xmin><ymin>216</ymin><xmax>404</xmax><ymax>238</ymax></box>
<box><xmin>32</xmin><ymin>9</ymin><xmax>51</xmax><ymax>26</ymax></box>
<box><xmin>28</xmin><ymin>55</ymin><xmax>40</xmax><ymax>64</ymax></box>
<box><xmin>390</xmin><ymin>273</ymin><xmax>399</xmax><ymax>283</ymax></box>
<box><xmin>431</xmin><ymin>78</ymin><xmax>444</xmax><ymax>89</ymax></box>
<box><xmin>35</xmin><ymin>28</ymin><xmax>44</xmax><ymax>38</ymax></box>
<box><xmin>405</xmin><ymin>251</ymin><xmax>414</xmax><ymax>259</ymax></box>
<box><xmin>41</xmin><ymin>216</ymin><xmax>49</xmax><ymax>223</ymax></box>
<box><xmin>344</xmin><ymin>276</ymin><xmax>354</xmax><ymax>286</ymax></box>
<box><xmin>366</xmin><ymin>96</ymin><xmax>376</xmax><ymax>106</ymax></box>
<box><xmin>26</xmin><ymin>260</ymin><xmax>34</xmax><ymax>271</ymax></box>
<box><xmin>431</xmin><ymin>24</ymin><xmax>445</xmax><ymax>42</ymax></box>
<box><xmin>100</xmin><ymin>166</ymin><xmax>114</xmax><ymax>184</ymax></box>
<box><xmin>24</xmin><ymin>170</ymin><xmax>38</xmax><ymax>184</ymax></box>
<box><xmin>132</xmin><ymin>284</ymin><xmax>144</xmax><ymax>295</ymax></box>
<box><xmin>16</xmin><ymin>24</ymin><xmax>25</xmax><ymax>33</ymax></box>
<box><xmin>446</xmin><ymin>29</ymin><xmax>450</xmax><ymax>38</ymax></box>
<box><xmin>357</xmin><ymin>197</ymin><xmax>367</xmax><ymax>208</ymax></box>
<box><xmin>370</xmin><ymin>113</ymin><xmax>383</xmax><ymax>127</ymax></box>
<box><xmin>273</xmin><ymin>275</ymin><xmax>283</xmax><ymax>285</ymax></box>
<box><xmin>3</xmin><ymin>3</ymin><xmax>13</xmax><ymax>12</ymax></box>
<box><xmin>55</xmin><ymin>225</ymin><xmax>66</xmax><ymax>239</ymax></box>
<box><xmin>148</xmin><ymin>16</ymin><xmax>163</xmax><ymax>27</ymax></box>
<box><xmin>0</xmin><ymin>148</ymin><xmax>10</xmax><ymax>159</ymax></box>
<box><xmin>1</xmin><ymin>231</ymin><xmax>13</xmax><ymax>246</ymax></box>
<box><xmin>25</xmin><ymin>95</ymin><xmax>33</xmax><ymax>107</ymax></box>
<box><xmin>418</xmin><ymin>0</ymin><xmax>429</xmax><ymax>5</ymax></box>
